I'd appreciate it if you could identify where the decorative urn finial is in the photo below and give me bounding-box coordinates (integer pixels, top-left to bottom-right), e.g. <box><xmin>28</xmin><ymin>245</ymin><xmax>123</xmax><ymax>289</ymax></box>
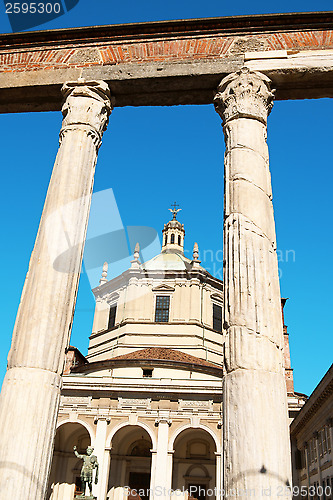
<box><xmin>131</xmin><ymin>242</ymin><xmax>141</xmax><ymax>269</ymax></box>
<box><xmin>191</xmin><ymin>242</ymin><xmax>201</xmax><ymax>268</ymax></box>
<box><xmin>99</xmin><ymin>261</ymin><xmax>108</xmax><ymax>285</ymax></box>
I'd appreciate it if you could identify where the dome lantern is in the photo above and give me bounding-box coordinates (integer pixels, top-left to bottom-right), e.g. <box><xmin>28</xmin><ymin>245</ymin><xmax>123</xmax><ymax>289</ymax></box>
<box><xmin>161</xmin><ymin>202</ymin><xmax>185</xmax><ymax>255</ymax></box>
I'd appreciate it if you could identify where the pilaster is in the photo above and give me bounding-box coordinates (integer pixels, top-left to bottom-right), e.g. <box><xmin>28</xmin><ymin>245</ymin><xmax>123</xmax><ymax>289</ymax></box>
<box><xmin>94</xmin><ymin>418</ymin><xmax>110</xmax><ymax>499</ymax></box>
<box><xmin>304</xmin><ymin>442</ymin><xmax>310</xmax><ymax>491</ymax></box>
<box><xmin>150</xmin><ymin>414</ymin><xmax>172</xmax><ymax>500</ymax></box>
<box><xmin>313</xmin><ymin>432</ymin><xmax>322</xmax><ymax>487</ymax></box>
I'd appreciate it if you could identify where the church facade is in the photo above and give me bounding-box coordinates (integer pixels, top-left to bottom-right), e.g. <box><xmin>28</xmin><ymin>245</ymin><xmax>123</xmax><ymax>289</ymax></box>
<box><xmin>47</xmin><ymin>209</ymin><xmax>303</xmax><ymax>500</ymax></box>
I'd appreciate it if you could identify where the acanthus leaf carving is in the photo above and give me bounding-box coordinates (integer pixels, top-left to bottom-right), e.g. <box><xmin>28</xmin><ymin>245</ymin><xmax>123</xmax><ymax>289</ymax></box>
<box><xmin>214</xmin><ymin>67</ymin><xmax>275</xmax><ymax>124</ymax></box>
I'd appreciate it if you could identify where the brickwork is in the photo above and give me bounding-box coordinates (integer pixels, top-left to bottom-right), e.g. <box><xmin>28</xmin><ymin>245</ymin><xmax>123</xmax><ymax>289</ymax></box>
<box><xmin>0</xmin><ymin>30</ymin><xmax>333</xmax><ymax>74</ymax></box>
<box><xmin>282</xmin><ymin>298</ymin><xmax>295</xmax><ymax>394</ymax></box>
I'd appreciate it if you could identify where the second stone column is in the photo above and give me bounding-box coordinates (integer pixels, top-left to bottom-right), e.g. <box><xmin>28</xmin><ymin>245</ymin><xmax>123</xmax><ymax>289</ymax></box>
<box><xmin>214</xmin><ymin>68</ymin><xmax>292</xmax><ymax>499</ymax></box>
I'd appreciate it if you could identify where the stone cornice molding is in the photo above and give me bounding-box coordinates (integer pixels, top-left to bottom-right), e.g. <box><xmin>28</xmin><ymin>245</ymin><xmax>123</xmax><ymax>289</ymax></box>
<box><xmin>71</xmin><ymin>356</ymin><xmax>224</xmax><ymax>378</ymax></box>
<box><xmin>92</xmin><ymin>266</ymin><xmax>223</xmax><ymax>297</ymax></box>
<box><xmin>1</xmin><ymin>12</ymin><xmax>333</xmax><ymax>49</ymax></box>
<box><xmin>154</xmin><ymin>418</ymin><xmax>172</xmax><ymax>427</ymax></box>
<box><xmin>290</xmin><ymin>366</ymin><xmax>333</xmax><ymax>437</ymax></box>
<box><xmin>214</xmin><ymin>67</ymin><xmax>275</xmax><ymax>124</ymax></box>
<box><xmin>60</xmin><ymin>80</ymin><xmax>112</xmax><ymax>149</ymax></box>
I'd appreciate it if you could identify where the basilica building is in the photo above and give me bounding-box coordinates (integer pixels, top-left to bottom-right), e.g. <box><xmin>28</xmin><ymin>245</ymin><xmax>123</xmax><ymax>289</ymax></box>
<box><xmin>47</xmin><ymin>208</ymin><xmax>303</xmax><ymax>500</ymax></box>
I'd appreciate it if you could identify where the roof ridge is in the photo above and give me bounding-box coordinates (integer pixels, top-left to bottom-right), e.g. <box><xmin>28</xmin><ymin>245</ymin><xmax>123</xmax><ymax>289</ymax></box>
<box><xmin>110</xmin><ymin>347</ymin><xmax>221</xmax><ymax>369</ymax></box>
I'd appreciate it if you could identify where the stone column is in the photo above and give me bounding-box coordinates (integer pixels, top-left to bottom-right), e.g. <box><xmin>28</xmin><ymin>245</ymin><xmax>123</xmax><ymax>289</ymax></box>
<box><xmin>0</xmin><ymin>81</ymin><xmax>111</xmax><ymax>499</ymax></box>
<box><xmin>151</xmin><ymin>415</ymin><xmax>172</xmax><ymax>500</ymax></box>
<box><xmin>100</xmin><ymin>446</ymin><xmax>112</xmax><ymax>500</ymax></box>
<box><xmin>94</xmin><ymin>418</ymin><xmax>109</xmax><ymax>499</ymax></box>
<box><xmin>215</xmin><ymin>452</ymin><xmax>222</xmax><ymax>500</ymax></box>
<box><xmin>214</xmin><ymin>67</ymin><xmax>291</xmax><ymax>499</ymax></box>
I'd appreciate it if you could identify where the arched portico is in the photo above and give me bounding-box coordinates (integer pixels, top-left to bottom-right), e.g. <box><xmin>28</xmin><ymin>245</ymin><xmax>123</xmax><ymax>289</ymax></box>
<box><xmin>47</xmin><ymin>421</ymin><xmax>92</xmax><ymax>500</ymax></box>
<box><xmin>107</xmin><ymin>425</ymin><xmax>153</xmax><ymax>500</ymax></box>
<box><xmin>169</xmin><ymin>424</ymin><xmax>221</xmax><ymax>455</ymax></box>
<box><xmin>107</xmin><ymin>421</ymin><xmax>157</xmax><ymax>450</ymax></box>
<box><xmin>172</xmin><ymin>428</ymin><xmax>217</xmax><ymax>500</ymax></box>
<box><xmin>56</xmin><ymin>418</ymin><xmax>95</xmax><ymax>444</ymax></box>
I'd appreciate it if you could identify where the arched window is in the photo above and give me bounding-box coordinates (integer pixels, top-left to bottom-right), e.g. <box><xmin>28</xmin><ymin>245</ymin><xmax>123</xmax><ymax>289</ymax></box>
<box><xmin>170</xmin><ymin>233</ymin><xmax>175</xmax><ymax>244</ymax></box>
<box><xmin>178</xmin><ymin>235</ymin><xmax>181</xmax><ymax>246</ymax></box>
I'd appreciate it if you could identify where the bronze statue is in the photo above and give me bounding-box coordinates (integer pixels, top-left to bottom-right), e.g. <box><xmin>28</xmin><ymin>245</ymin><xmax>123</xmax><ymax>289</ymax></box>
<box><xmin>73</xmin><ymin>445</ymin><xmax>99</xmax><ymax>498</ymax></box>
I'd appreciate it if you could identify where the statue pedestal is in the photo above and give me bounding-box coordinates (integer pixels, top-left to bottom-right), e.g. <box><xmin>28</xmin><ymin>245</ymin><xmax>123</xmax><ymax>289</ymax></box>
<box><xmin>74</xmin><ymin>496</ymin><xmax>97</xmax><ymax>500</ymax></box>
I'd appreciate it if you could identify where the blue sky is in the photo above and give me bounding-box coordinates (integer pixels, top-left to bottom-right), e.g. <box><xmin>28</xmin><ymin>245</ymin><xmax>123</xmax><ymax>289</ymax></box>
<box><xmin>0</xmin><ymin>0</ymin><xmax>332</xmax><ymax>396</ymax></box>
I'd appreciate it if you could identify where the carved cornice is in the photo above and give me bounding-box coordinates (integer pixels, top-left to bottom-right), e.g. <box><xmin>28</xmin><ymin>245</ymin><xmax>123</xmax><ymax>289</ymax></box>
<box><xmin>60</xmin><ymin>80</ymin><xmax>112</xmax><ymax>149</ymax></box>
<box><xmin>214</xmin><ymin>67</ymin><xmax>275</xmax><ymax>124</ymax></box>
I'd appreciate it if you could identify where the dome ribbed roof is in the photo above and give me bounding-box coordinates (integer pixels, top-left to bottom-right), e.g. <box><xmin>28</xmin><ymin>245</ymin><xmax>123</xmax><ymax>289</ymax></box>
<box><xmin>142</xmin><ymin>250</ymin><xmax>193</xmax><ymax>271</ymax></box>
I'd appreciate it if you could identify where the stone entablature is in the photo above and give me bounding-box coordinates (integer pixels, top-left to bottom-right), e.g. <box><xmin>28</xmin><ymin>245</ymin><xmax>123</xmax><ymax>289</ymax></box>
<box><xmin>1</xmin><ymin>12</ymin><xmax>333</xmax><ymax>113</ymax></box>
<box><xmin>2</xmin><ymin>13</ymin><xmax>333</xmax><ymax>75</ymax></box>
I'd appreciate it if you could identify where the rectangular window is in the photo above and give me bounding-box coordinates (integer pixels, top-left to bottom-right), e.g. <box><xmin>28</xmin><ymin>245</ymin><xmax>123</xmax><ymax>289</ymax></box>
<box><xmin>155</xmin><ymin>295</ymin><xmax>170</xmax><ymax>322</ymax></box>
<box><xmin>108</xmin><ymin>305</ymin><xmax>117</xmax><ymax>330</ymax></box>
<box><xmin>213</xmin><ymin>304</ymin><xmax>222</xmax><ymax>332</ymax></box>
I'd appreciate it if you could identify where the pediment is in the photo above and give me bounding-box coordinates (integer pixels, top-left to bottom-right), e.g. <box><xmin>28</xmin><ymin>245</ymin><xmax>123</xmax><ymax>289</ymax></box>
<box><xmin>210</xmin><ymin>293</ymin><xmax>223</xmax><ymax>303</ymax></box>
<box><xmin>106</xmin><ymin>291</ymin><xmax>120</xmax><ymax>304</ymax></box>
<box><xmin>152</xmin><ymin>284</ymin><xmax>175</xmax><ymax>292</ymax></box>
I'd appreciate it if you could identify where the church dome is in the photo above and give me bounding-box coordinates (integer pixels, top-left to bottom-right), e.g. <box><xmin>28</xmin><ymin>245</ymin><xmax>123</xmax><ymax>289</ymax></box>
<box><xmin>142</xmin><ymin>249</ymin><xmax>193</xmax><ymax>271</ymax></box>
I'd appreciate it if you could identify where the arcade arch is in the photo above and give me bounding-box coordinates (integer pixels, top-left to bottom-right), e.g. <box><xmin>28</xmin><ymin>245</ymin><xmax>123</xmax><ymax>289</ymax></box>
<box><xmin>107</xmin><ymin>425</ymin><xmax>153</xmax><ymax>500</ymax></box>
<box><xmin>47</xmin><ymin>422</ymin><xmax>91</xmax><ymax>499</ymax></box>
<box><xmin>172</xmin><ymin>428</ymin><xmax>217</xmax><ymax>500</ymax></box>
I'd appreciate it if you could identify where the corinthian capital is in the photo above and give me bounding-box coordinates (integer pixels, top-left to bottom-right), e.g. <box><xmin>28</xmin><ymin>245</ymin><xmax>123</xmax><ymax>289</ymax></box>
<box><xmin>214</xmin><ymin>67</ymin><xmax>274</xmax><ymax>124</ymax></box>
<box><xmin>61</xmin><ymin>80</ymin><xmax>112</xmax><ymax>139</ymax></box>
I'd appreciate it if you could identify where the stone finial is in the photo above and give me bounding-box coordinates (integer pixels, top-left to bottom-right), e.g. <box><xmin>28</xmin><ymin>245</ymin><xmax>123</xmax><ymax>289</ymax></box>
<box><xmin>193</xmin><ymin>242</ymin><xmax>199</xmax><ymax>261</ymax></box>
<box><xmin>131</xmin><ymin>242</ymin><xmax>141</xmax><ymax>269</ymax></box>
<box><xmin>192</xmin><ymin>242</ymin><xmax>201</xmax><ymax>268</ymax></box>
<box><xmin>213</xmin><ymin>67</ymin><xmax>275</xmax><ymax>124</ymax></box>
<box><xmin>99</xmin><ymin>261</ymin><xmax>108</xmax><ymax>285</ymax></box>
<box><xmin>134</xmin><ymin>242</ymin><xmax>140</xmax><ymax>260</ymax></box>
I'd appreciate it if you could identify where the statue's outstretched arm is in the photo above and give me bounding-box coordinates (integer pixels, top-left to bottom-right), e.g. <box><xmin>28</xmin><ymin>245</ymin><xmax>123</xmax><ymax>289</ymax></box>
<box><xmin>73</xmin><ymin>446</ymin><xmax>84</xmax><ymax>459</ymax></box>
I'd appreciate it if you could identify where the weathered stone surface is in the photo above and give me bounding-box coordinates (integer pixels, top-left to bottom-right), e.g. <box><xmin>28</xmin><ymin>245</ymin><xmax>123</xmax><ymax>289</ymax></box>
<box><xmin>0</xmin><ymin>80</ymin><xmax>111</xmax><ymax>499</ymax></box>
<box><xmin>214</xmin><ymin>68</ymin><xmax>291</xmax><ymax>499</ymax></box>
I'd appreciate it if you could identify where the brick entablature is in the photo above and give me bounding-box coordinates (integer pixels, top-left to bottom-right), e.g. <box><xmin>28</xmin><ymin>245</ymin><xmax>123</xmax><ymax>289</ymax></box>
<box><xmin>0</xmin><ymin>30</ymin><xmax>333</xmax><ymax>74</ymax></box>
<box><xmin>1</xmin><ymin>12</ymin><xmax>333</xmax><ymax>74</ymax></box>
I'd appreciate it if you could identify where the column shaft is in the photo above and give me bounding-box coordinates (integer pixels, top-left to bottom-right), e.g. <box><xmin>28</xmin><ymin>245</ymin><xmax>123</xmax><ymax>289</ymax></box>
<box><xmin>0</xmin><ymin>81</ymin><xmax>111</xmax><ymax>499</ymax></box>
<box><xmin>151</xmin><ymin>418</ymin><xmax>172</xmax><ymax>500</ymax></box>
<box><xmin>215</xmin><ymin>452</ymin><xmax>222</xmax><ymax>500</ymax></box>
<box><xmin>214</xmin><ymin>68</ymin><xmax>291</xmax><ymax>499</ymax></box>
<box><xmin>94</xmin><ymin>419</ymin><xmax>109</xmax><ymax>498</ymax></box>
